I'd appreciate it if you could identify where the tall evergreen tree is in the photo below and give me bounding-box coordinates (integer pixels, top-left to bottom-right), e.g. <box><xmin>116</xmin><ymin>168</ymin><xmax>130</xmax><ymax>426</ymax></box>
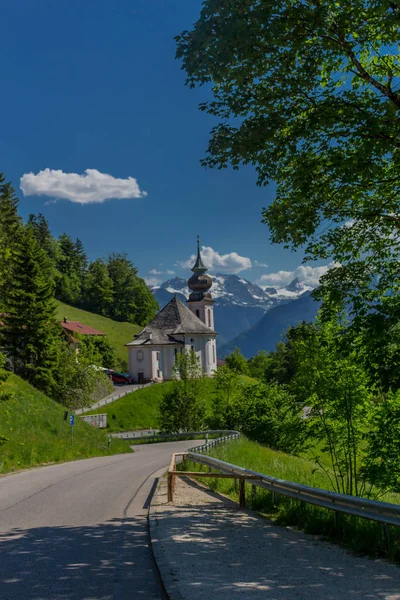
<box><xmin>1</xmin><ymin>228</ymin><xmax>60</xmax><ymax>394</ymax></box>
<box><xmin>56</xmin><ymin>233</ymin><xmax>82</xmax><ymax>304</ymax></box>
<box><xmin>0</xmin><ymin>174</ymin><xmax>22</xmax><ymax>309</ymax></box>
<box><xmin>84</xmin><ymin>259</ymin><xmax>114</xmax><ymax>316</ymax></box>
<box><xmin>107</xmin><ymin>253</ymin><xmax>158</xmax><ymax>324</ymax></box>
<box><xmin>27</xmin><ymin>213</ymin><xmax>60</xmax><ymax>285</ymax></box>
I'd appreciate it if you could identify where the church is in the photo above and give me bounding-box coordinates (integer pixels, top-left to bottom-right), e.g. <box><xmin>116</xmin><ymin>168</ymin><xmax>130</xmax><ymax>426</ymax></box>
<box><xmin>127</xmin><ymin>240</ymin><xmax>217</xmax><ymax>382</ymax></box>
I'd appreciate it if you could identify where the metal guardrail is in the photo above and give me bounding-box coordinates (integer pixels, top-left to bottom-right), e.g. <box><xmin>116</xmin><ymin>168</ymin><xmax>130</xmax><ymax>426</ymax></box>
<box><xmin>76</xmin><ymin>383</ymin><xmax>153</xmax><ymax>415</ymax></box>
<box><xmin>184</xmin><ymin>452</ymin><xmax>400</xmax><ymax>528</ymax></box>
<box><xmin>113</xmin><ymin>429</ymin><xmax>240</xmax><ymax>442</ymax></box>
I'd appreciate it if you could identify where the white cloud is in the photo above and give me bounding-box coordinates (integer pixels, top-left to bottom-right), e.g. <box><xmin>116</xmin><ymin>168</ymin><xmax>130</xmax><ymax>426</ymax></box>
<box><xmin>20</xmin><ymin>168</ymin><xmax>147</xmax><ymax>204</ymax></box>
<box><xmin>149</xmin><ymin>268</ymin><xmax>175</xmax><ymax>276</ymax></box>
<box><xmin>178</xmin><ymin>246</ymin><xmax>252</xmax><ymax>274</ymax></box>
<box><xmin>254</xmin><ymin>260</ymin><xmax>269</xmax><ymax>268</ymax></box>
<box><xmin>257</xmin><ymin>262</ymin><xmax>339</xmax><ymax>289</ymax></box>
<box><xmin>145</xmin><ymin>276</ymin><xmax>162</xmax><ymax>287</ymax></box>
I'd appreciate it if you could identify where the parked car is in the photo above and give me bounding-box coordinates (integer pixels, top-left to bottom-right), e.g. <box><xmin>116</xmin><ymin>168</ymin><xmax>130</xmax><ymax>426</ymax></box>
<box><xmin>106</xmin><ymin>370</ymin><xmax>134</xmax><ymax>385</ymax></box>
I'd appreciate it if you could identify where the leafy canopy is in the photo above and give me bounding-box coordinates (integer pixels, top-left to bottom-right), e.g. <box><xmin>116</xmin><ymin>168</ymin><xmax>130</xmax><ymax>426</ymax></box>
<box><xmin>176</xmin><ymin>1</ymin><xmax>400</xmax><ymax>316</ymax></box>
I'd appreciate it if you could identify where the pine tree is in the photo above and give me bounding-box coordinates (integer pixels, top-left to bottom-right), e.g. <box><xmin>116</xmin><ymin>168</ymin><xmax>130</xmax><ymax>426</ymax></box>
<box><xmin>107</xmin><ymin>253</ymin><xmax>158</xmax><ymax>324</ymax></box>
<box><xmin>1</xmin><ymin>228</ymin><xmax>60</xmax><ymax>394</ymax></box>
<box><xmin>27</xmin><ymin>213</ymin><xmax>60</xmax><ymax>285</ymax></box>
<box><xmin>84</xmin><ymin>259</ymin><xmax>114</xmax><ymax>316</ymax></box>
<box><xmin>0</xmin><ymin>174</ymin><xmax>22</xmax><ymax>309</ymax></box>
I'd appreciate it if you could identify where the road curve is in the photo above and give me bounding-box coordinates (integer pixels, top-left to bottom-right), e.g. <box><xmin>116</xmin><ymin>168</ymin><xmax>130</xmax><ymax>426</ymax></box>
<box><xmin>0</xmin><ymin>441</ymin><xmax>196</xmax><ymax>600</ymax></box>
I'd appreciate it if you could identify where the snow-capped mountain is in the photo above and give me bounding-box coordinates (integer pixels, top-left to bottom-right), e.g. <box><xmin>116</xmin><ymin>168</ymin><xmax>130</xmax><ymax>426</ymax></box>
<box><xmin>151</xmin><ymin>274</ymin><xmax>314</xmax><ymax>346</ymax></box>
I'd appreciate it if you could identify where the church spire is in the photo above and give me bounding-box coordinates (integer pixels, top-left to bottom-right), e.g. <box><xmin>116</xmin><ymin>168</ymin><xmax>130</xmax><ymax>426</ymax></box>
<box><xmin>187</xmin><ymin>236</ymin><xmax>212</xmax><ymax>301</ymax></box>
<box><xmin>191</xmin><ymin>235</ymin><xmax>208</xmax><ymax>274</ymax></box>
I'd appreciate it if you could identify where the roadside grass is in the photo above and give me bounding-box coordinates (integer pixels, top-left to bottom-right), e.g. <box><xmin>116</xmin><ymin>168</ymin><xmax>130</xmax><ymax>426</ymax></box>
<box><xmin>87</xmin><ymin>378</ymin><xmax>219</xmax><ymax>432</ymax></box>
<box><xmin>0</xmin><ymin>375</ymin><xmax>131</xmax><ymax>474</ymax></box>
<box><xmin>180</xmin><ymin>437</ymin><xmax>400</xmax><ymax>562</ymax></box>
<box><xmin>87</xmin><ymin>382</ymin><xmax>175</xmax><ymax>431</ymax></box>
<box><xmin>55</xmin><ymin>301</ymin><xmax>141</xmax><ymax>365</ymax></box>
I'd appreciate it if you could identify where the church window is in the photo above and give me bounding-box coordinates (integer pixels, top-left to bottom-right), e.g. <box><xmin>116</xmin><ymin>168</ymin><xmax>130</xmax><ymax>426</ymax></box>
<box><xmin>213</xmin><ymin>344</ymin><xmax>216</xmax><ymax>363</ymax></box>
<box><xmin>137</xmin><ymin>350</ymin><xmax>144</xmax><ymax>363</ymax></box>
<box><xmin>208</xmin><ymin>310</ymin><xmax>211</xmax><ymax>327</ymax></box>
<box><xmin>196</xmin><ymin>309</ymin><xmax>200</xmax><ymax>318</ymax></box>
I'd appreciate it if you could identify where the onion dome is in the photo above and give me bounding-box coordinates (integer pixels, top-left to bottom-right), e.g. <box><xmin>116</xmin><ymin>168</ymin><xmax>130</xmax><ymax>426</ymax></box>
<box><xmin>188</xmin><ymin>237</ymin><xmax>213</xmax><ymax>301</ymax></box>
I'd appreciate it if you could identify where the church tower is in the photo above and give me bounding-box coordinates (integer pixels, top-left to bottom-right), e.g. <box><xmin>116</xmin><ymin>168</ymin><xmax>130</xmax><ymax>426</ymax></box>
<box><xmin>187</xmin><ymin>237</ymin><xmax>215</xmax><ymax>330</ymax></box>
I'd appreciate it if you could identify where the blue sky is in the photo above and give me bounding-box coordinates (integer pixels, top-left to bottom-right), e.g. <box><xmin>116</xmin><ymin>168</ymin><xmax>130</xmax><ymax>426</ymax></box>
<box><xmin>0</xmin><ymin>0</ymin><xmax>329</xmax><ymax>289</ymax></box>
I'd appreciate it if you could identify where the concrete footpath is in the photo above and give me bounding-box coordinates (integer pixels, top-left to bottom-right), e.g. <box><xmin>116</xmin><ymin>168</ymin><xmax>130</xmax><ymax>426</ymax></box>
<box><xmin>149</xmin><ymin>477</ymin><xmax>400</xmax><ymax>600</ymax></box>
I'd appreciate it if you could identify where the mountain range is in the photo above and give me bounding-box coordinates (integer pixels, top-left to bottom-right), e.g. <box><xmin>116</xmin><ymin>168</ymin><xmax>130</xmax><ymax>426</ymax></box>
<box><xmin>151</xmin><ymin>274</ymin><xmax>318</xmax><ymax>353</ymax></box>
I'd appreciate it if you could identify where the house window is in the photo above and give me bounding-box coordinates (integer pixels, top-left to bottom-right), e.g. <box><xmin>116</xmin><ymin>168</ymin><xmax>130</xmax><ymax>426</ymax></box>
<box><xmin>137</xmin><ymin>350</ymin><xmax>144</xmax><ymax>363</ymax></box>
<box><xmin>157</xmin><ymin>369</ymin><xmax>161</xmax><ymax>378</ymax></box>
<box><xmin>196</xmin><ymin>309</ymin><xmax>200</xmax><ymax>318</ymax></box>
<box><xmin>174</xmin><ymin>348</ymin><xmax>178</xmax><ymax>359</ymax></box>
<box><xmin>191</xmin><ymin>345</ymin><xmax>195</xmax><ymax>354</ymax></box>
<box><xmin>156</xmin><ymin>352</ymin><xmax>160</xmax><ymax>361</ymax></box>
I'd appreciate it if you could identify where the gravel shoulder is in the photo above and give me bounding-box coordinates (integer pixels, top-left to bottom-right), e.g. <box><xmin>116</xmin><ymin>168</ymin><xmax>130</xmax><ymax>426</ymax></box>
<box><xmin>150</xmin><ymin>476</ymin><xmax>400</xmax><ymax>600</ymax></box>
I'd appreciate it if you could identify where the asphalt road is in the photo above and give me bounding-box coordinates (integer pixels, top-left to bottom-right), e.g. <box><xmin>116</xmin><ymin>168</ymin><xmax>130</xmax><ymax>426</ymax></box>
<box><xmin>0</xmin><ymin>441</ymin><xmax>196</xmax><ymax>600</ymax></box>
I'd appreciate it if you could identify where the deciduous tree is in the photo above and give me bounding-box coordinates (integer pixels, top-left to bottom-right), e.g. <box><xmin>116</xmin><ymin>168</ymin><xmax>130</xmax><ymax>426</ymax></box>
<box><xmin>176</xmin><ymin>1</ymin><xmax>400</xmax><ymax>319</ymax></box>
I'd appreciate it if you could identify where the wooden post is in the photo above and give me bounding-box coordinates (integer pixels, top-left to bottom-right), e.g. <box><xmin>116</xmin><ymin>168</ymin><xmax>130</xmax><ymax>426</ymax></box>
<box><xmin>239</xmin><ymin>479</ymin><xmax>246</xmax><ymax>508</ymax></box>
<box><xmin>167</xmin><ymin>453</ymin><xmax>176</xmax><ymax>503</ymax></box>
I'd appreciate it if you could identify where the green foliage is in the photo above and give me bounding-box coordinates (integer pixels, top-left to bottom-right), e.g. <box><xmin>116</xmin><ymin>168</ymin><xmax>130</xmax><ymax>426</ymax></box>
<box><xmin>78</xmin><ymin>334</ymin><xmax>117</xmax><ymax>369</ymax></box>
<box><xmin>107</xmin><ymin>253</ymin><xmax>158</xmax><ymax>325</ymax></box>
<box><xmin>159</xmin><ymin>351</ymin><xmax>207</xmax><ymax>433</ymax></box>
<box><xmin>292</xmin><ymin>318</ymin><xmax>373</xmax><ymax>496</ymax></box>
<box><xmin>230</xmin><ymin>382</ymin><xmax>306</xmax><ymax>454</ymax></box>
<box><xmin>0</xmin><ymin>374</ymin><xmax>130</xmax><ymax>474</ymax></box>
<box><xmin>247</xmin><ymin>350</ymin><xmax>270</xmax><ymax>380</ymax></box>
<box><xmin>54</xmin><ymin>348</ymin><xmax>113</xmax><ymax>409</ymax></box>
<box><xmin>83</xmin><ymin>259</ymin><xmax>114</xmax><ymax>316</ymax></box>
<box><xmin>224</xmin><ymin>347</ymin><xmax>249</xmax><ymax>375</ymax></box>
<box><xmin>0</xmin><ymin>352</ymin><xmax>11</xmax><ymax>403</ymax></box>
<box><xmin>363</xmin><ymin>391</ymin><xmax>400</xmax><ymax>494</ymax></box>
<box><xmin>1</xmin><ymin>228</ymin><xmax>60</xmax><ymax>395</ymax></box>
<box><xmin>209</xmin><ymin>366</ymin><xmax>243</xmax><ymax>429</ymax></box>
<box><xmin>176</xmin><ymin>1</ymin><xmax>400</xmax><ymax>322</ymax></box>
<box><xmin>0</xmin><ymin>173</ymin><xmax>22</xmax><ymax>310</ymax></box>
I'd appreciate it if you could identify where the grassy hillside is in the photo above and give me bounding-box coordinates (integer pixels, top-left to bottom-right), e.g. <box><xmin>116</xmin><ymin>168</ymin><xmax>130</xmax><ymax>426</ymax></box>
<box><xmin>55</xmin><ymin>301</ymin><xmax>142</xmax><ymax>364</ymax></box>
<box><xmin>88</xmin><ymin>376</ymin><xmax>257</xmax><ymax>432</ymax></box>
<box><xmin>0</xmin><ymin>375</ymin><xmax>131</xmax><ymax>474</ymax></box>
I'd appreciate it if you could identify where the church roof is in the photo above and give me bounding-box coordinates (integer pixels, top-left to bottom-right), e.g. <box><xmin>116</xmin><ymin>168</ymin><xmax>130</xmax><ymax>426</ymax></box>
<box><xmin>126</xmin><ymin>296</ymin><xmax>216</xmax><ymax>347</ymax></box>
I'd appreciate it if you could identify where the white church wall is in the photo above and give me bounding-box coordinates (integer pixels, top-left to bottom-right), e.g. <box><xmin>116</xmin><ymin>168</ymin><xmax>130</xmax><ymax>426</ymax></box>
<box><xmin>128</xmin><ymin>346</ymin><xmax>152</xmax><ymax>381</ymax></box>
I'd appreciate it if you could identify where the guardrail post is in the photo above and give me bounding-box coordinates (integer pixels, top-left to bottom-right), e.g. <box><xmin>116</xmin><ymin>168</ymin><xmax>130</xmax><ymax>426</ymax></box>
<box><xmin>239</xmin><ymin>478</ymin><xmax>246</xmax><ymax>508</ymax></box>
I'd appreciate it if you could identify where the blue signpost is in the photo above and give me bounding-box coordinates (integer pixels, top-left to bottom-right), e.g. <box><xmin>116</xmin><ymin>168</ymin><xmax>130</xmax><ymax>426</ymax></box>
<box><xmin>70</xmin><ymin>414</ymin><xmax>75</xmax><ymax>445</ymax></box>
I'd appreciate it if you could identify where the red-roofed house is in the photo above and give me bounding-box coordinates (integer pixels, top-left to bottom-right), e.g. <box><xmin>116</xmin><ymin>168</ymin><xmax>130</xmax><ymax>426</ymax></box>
<box><xmin>61</xmin><ymin>318</ymin><xmax>105</xmax><ymax>337</ymax></box>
